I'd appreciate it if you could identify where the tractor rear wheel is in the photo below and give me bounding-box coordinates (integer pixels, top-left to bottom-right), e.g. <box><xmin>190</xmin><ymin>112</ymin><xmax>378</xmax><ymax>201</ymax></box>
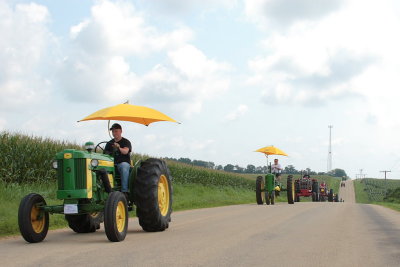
<box><xmin>65</xmin><ymin>212</ymin><xmax>103</xmax><ymax>233</ymax></box>
<box><xmin>104</xmin><ymin>191</ymin><xmax>128</xmax><ymax>242</ymax></box>
<box><xmin>18</xmin><ymin>193</ymin><xmax>49</xmax><ymax>243</ymax></box>
<box><xmin>256</xmin><ymin>176</ymin><xmax>265</xmax><ymax>205</ymax></box>
<box><xmin>334</xmin><ymin>194</ymin><xmax>339</xmax><ymax>202</ymax></box>
<box><xmin>287</xmin><ymin>175</ymin><xmax>295</xmax><ymax>204</ymax></box>
<box><xmin>134</xmin><ymin>158</ymin><xmax>172</xmax><ymax>231</ymax></box>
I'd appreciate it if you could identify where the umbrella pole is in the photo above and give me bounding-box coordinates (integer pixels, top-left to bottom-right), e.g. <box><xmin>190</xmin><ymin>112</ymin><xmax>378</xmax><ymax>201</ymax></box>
<box><xmin>265</xmin><ymin>154</ymin><xmax>269</xmax><ymax>173</ymax></box>
<box><xmin>108</xmin><ymin>120</ymin><xmax>112</xmax><ymax>139</ymax></box>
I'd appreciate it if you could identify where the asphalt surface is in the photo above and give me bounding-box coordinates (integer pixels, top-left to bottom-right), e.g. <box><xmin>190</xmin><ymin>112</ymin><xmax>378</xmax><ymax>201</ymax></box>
<box><xmin>1</xmin><ymin>180</ymin><xmax>399</xmax><ymax>266</ymax></box>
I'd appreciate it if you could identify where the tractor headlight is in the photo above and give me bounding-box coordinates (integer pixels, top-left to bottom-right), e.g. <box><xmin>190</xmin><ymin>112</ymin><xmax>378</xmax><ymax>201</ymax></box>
<box><xmin>90</xmin><ymin>159</ymin><xmax>99</xmax><ymax>167</ymax></box>
<box><xmin>52</xmin><ymin>160</ymin><xmax>58</xmax><ymax>169</ymax></box>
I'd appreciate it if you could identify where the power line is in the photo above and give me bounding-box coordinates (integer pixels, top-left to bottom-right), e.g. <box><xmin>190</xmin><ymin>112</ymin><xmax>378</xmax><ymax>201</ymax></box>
<box><xmin>356</xmin><ymin>169</ymin><xmax>366</xmax><ymax>179</ymax></box>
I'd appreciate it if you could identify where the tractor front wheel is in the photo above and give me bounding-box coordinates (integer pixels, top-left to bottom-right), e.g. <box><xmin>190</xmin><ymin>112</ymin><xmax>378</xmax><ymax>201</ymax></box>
<box><xmin>265</xmin><ymin>191</ymin><xmax>270</xmax><ymax>205</ymax></box>
<box><xmin>104</xmin><ymin>191</ymin><xmax>128</xmax><ymax>242</ymax></box>
<box><xmin>271</xmin><ymin>191</ymin><xmax>276</xmax><ymax>205</ymax></box>
<box><xmin>256</xmin><ymin>176</ymin><xmax>265</xmax><ymax>205</ymax></box>
<box><xmin>328</xmin><ymin>189</ymin><xmax>334</xmax><ymax>202</ymax></box>
<box><xmin>134</xmin><ymin>158</ymin><xmax>172</xmax><ymax>231</ymax></box>
<box><xmin>287</xmin><ymin>175</ymin><xmax>295</xmax><ymax>204</ymax></box>
<box><xmin>18</xmin><ymin>193</ymin><xmax>49</xmax><ymax>243</ymax></box>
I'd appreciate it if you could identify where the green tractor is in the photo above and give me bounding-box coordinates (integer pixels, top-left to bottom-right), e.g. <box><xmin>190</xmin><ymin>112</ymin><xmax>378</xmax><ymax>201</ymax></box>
<box><xmin>18</xmin><ymin>141</ymin><xmax>173</xmax><ymax>243</ymax></box>
<box><xmin>255</xmin><ymin>174</ymin><xmax>295</xmax><ymax>205</ymax></box>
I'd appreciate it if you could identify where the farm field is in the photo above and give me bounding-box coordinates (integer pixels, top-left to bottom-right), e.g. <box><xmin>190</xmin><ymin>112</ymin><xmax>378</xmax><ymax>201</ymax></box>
<box><xmin>353</xmin><ymin>178</ymin><xmax>400</xmax><ymax>211</ymax></box>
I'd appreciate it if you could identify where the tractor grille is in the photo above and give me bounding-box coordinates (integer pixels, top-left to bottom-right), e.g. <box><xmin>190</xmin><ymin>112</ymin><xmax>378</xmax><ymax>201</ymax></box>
<box><xmin>57</xmin><ymin>158</ymin><xmax>87</xmax><ymax>190</ymax></box>
<box><xmin>57</xmin><ymin>160</ymin><xmax>64</xmax><ymax>189</ymax></box>
<box><xmin>74</xmin><ymin>158</ymin><xmax>87</xmax><ymax>189</ymax></box>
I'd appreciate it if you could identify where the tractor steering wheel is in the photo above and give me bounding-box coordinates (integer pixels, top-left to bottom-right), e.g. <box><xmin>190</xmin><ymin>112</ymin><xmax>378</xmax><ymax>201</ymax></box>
<box><xmin>95</xmin><ymin>141</ymin><xmax>109</xmax><ymax>153</ymax></box>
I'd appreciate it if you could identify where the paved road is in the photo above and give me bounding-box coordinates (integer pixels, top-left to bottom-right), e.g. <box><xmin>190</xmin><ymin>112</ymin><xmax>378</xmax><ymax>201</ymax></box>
<box><xmin>1</xmin><ymin>180</ymin><xmax>399</xmax><ymax>266</ymax></box>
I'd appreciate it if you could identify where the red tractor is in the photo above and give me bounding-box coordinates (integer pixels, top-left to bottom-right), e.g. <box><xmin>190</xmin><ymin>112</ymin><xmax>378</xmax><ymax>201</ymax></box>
<box><xmin>319</xmin><ymin>181</ymin><xmax>335</xmax><ymax>202</ymax></box>
<box><xmin>294</xmin><ymin>174</ymin><xmax>319</xmax><ymax>202</ymax></box>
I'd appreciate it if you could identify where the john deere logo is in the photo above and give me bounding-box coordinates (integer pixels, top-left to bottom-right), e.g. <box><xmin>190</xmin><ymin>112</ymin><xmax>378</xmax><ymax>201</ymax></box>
<box><xmin>64</xmin><ymin>153</ymin><xmax>72</xmax><ymax>159</ymax></box>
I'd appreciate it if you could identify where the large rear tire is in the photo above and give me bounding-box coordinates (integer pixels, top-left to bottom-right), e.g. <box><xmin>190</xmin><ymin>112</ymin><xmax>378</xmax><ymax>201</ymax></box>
<box><xmin>256</xmin><ymin>176</ymin><xmax>265</xmax><ymax>205</ymax></box>
<box><xmin>287</xmin><ymin>175</ymin><xmax>295</xmax><ymax>204</ymax></box>
<box><xmin>18</xmin><ymin>193</ymin><xmax>49</xmax><ymax>243</ymax></box>
<box><xmin>134</xmin><ymin>158</ymin><xmax>172</xmax><ymax>231</ymax></box>
<box><xmin>65</xmin><ymin>212</ymin><xmax>103</xmax><ymax>233</ymax></box>
<box><xmin>104</xmin><ymin>191</ymin><xmax>128</xmax><ymax>242</ymax></box>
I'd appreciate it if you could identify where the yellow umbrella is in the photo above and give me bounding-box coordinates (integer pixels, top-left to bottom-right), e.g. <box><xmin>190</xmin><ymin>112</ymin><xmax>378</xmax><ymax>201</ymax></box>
<box><xmin>255</xmin><ymin>146</ymin><xmax>288</xmax><ymax>156</ymax></box>
<box><xmin>79</xmin><ymin>103</ymin><xmax>179</xmax><ymax>126</ymax></box>
<box><xmin>255</xmin><ymin>145</ymin><xmax>288</xmax><ymax>168</ymax></box>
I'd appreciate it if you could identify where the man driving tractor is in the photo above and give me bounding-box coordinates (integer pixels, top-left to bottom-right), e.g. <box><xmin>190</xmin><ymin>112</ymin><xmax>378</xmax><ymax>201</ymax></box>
<box><xmin>104</xmin><ymin>123</ymin><xmax>132</xmax><ymax>199</ymax></box>
<box><xmin>271</xmin><ymin>159</ymin><xmax>283</xmax><ymax>181</ymax></box>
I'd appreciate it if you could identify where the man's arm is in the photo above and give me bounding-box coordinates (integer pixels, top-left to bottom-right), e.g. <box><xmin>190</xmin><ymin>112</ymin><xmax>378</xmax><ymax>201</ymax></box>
<box><xmin>114</xmin><ymin>139</ymin><xmax>132</xmax><ymax>155</ymax></box>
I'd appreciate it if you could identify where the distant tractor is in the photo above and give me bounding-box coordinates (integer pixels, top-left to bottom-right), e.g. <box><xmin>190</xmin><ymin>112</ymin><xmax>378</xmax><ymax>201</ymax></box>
<box><xmin>256</xmin><ymin>174</ymin><xmax>295</xmax><ymax>205</ymax></box>
<box><xmin>294</xmin><ymin>174</ymin><xmax>319</xmax><ymax>202</ymax></box>
<box><xmin>317</xmin><ymin>181</ymin><xmax>336</xmax><ymax>202</ymax></box>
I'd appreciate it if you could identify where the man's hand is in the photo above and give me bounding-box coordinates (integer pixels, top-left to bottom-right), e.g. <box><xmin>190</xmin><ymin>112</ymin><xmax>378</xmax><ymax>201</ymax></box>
<box><xmin>113</xmin><ymin>142</ymin><xmax>121</xmax><ymax>149</ymax></box>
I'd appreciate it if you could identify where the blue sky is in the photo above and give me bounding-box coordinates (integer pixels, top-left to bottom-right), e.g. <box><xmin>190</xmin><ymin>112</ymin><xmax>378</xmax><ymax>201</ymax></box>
<box><xmin>1</xmin><ymin>0</ymin><xmax>400</xmax><ymax>179</ymax></box>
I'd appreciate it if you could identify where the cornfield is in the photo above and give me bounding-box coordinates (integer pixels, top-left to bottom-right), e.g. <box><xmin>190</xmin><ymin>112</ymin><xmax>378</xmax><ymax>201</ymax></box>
<box><xmin>0</xmin><ymin>131</ymin><xmax>82</xmax><ymax>183</ymax></box>
<box><xmin>166</xmin><ymin>161</ymin><xmax>255</xmax><ymax>190</ymax></box>
<box><xmin>357</xmin><ymin>178</ymin><xmax>400</xmax><ymax>202</ymax></box>
<box><xmin>0</xmin><ymin>132</ymin><xmax>255</xmax><ymax>189</ymax></box>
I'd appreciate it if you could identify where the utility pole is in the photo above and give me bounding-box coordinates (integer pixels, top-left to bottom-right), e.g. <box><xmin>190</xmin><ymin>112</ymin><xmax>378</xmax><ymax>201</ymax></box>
<box><xmin>380</xmin><ymin>170</ymin><xmax>391</xmax><ymax>196</ymax></box>
<box><xmin>356</xmin><ymin>169</ymin><xmax>366</xmax><ymax>180</ymax></box>
<box><xmin>327</xmin><ymin>125</ymin><xmax>333</xmax><ymax>173</ymax></box>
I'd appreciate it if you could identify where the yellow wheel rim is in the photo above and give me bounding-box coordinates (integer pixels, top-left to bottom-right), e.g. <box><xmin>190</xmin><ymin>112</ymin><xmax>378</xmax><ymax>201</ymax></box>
<box><xmin>292</xmin><ymin>182</ymin><xmax>295</xmax><ymax>199</ymax></box>
<box><xmin>158</xmin><ymin>175</ymin><xmax>170</xmax><ymax>216</ymax></box>
<box><xmin>116</xmin><ymin>201</ymin><xmax>126</xmax><ymax>233</ymax></box>
<box><xmin>31</xmin><ymin>204</ymin><xmax>45</xmax><ymax>233</ymax></box>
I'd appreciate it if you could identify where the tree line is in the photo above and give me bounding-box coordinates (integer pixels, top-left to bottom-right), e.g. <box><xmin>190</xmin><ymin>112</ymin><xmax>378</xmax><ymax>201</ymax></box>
<box><xmin>164</xmin><ymin>157</ymin><xmax>348</xmax><ymax>177</ymax></box>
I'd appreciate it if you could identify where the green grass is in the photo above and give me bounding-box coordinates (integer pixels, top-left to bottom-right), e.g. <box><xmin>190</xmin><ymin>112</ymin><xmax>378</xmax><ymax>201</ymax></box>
<box><xmin>173</xmin><ymin>183</ymin><xmax>254</xmax><ymax>211</ymax></box>
<box><xmin>353</xmin><ymin>179</ymin><xmax>400</xmax><ymax>212</ymax></box>
<box><xmin>353</xmin><ymin>180</ymin><xmax>370</xmax><ymax>203</ymax></box>
<box><xmin>374</xmin><ymin>202</ymin><xmax>400</xmax><ymax>212</ymax></box>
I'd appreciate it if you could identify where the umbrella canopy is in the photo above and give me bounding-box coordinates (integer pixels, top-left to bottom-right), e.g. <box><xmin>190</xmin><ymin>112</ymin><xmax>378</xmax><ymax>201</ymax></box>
<box><xmin>79</xmin><ymin>103</ymin><xmax>179</xmax><ymax>126</ymax></box>
<box><xmin>255</xmin><ymin>146</ymin><xmax>288</xmax><ymax>156</ymax></box>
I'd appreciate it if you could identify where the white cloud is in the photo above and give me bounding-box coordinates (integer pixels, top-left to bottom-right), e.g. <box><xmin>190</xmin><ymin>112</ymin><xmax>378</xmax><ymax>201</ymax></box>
<box><xmin>225</xmin><ymin>104</ymin><xmax>248</xmax><ymax>121</ymax></box>
<box><xmin>0</xmin><ymin>2</ymin><xmax>53</xmax><ymax>110</ymax></box>
<box><xmin>245</xmin><ymin>0</ymin><xmax>343</xmax><ymax>30</ymax></box>
<box><xmin>138</xmin><ymin>45</ymin><xmax>231</xmax><ymax>116</ymax></box>
<box><xmin>57</xmin><ymin>0</ymin><xmax>230</xmax><ymax>116</ymax></box>
<box><xmin>246</xmin><ymin>0</ymin><xmax>400</xmax><ymax>107</ymax></box>
<box><xmin>137</xmin><ymin>0</ymin><xmax>238</xmax><ymax>16</ymax></box>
